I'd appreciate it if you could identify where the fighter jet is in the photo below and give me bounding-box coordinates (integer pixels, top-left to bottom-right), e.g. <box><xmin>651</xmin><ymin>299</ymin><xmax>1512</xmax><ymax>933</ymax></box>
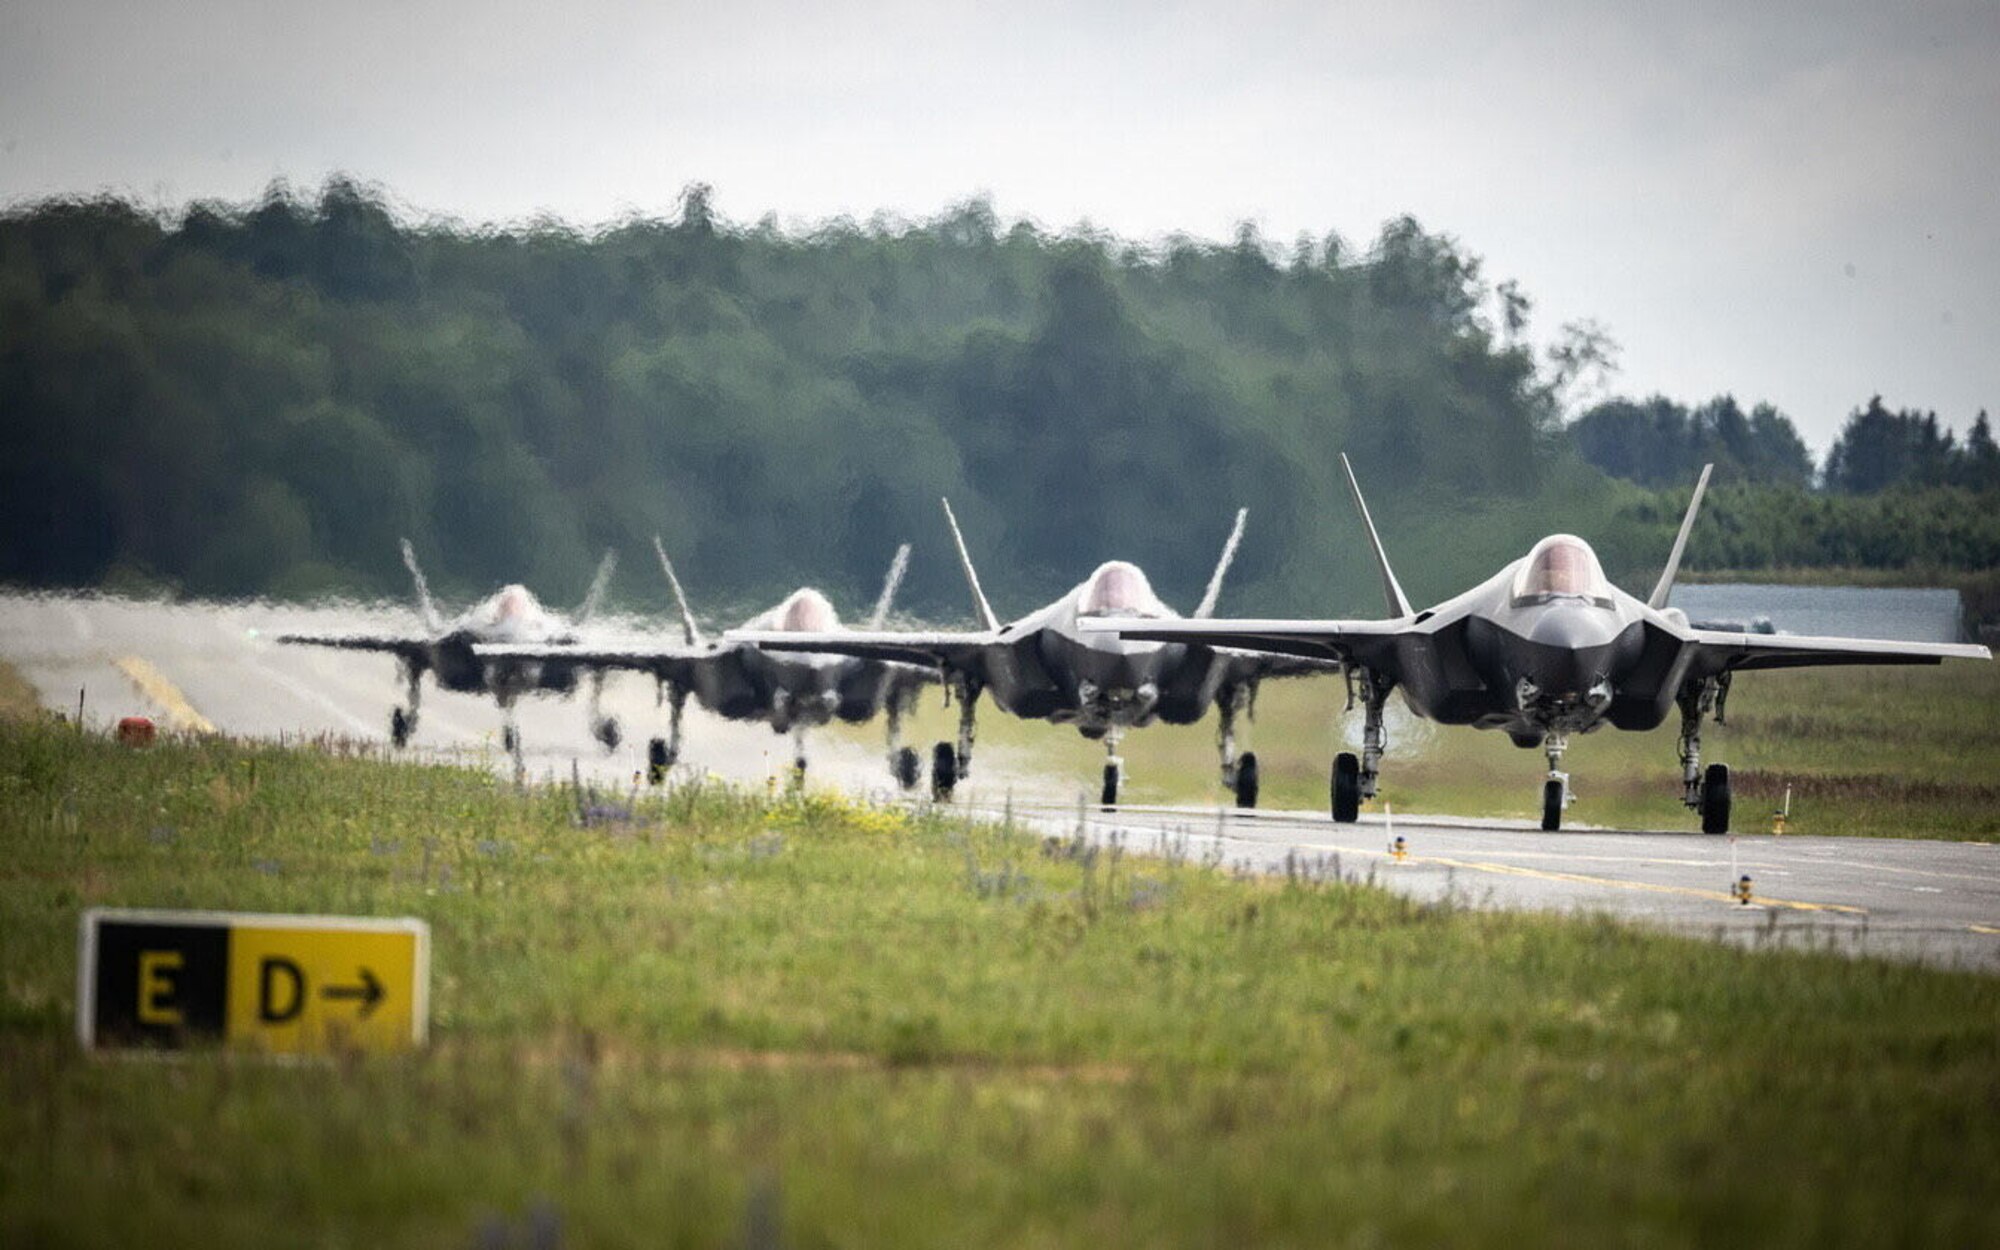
<box><xmin>476</xmin><ymin>539</ymin><xmax>937</xmax><ymax>787</ymax></box>
<box><xmin>279</xmin><ymin>540</ymin><xmax>622</xmax><ymax>771</ymax></box>
<box><xmin>731</xmin><ymin>501</ymin><xmax>1335</xmax><ymax>807</ymax></box>
<box><xmin>1084</xmin><ymin>456</ymin><xmax>1992</xmax><ymax>832</ymax></box>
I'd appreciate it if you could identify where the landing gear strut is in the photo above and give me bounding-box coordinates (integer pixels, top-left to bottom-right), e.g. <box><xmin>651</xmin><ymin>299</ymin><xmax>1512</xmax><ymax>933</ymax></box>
<box><xmin>886</xmin><ymin>688</ymin><xmax>921</xmax><ymax>791</ymax></box>
<box><xmin>588</xmin><ymin>671</ymin><xmax>621</xmax><ymax>752</ymax></box>
<box><xmin>932</xmin><ymin>677</ymin><xmax>978</xmax><ymax>801</ymax></box>
<box><xmin>1331</xmin><ymin>669</ymin><xmax>1391</xmax><ymax>823</ymax></box>
<box><xmin>1100</xmin><ymin>725</ymin><xmax>1125</xmax><ymax>809</ymax></box>
<box><xmin>1541</xmin><ymin>731</ymin><xmax>1572</xmax><ymax>832</ymax></box>
<box><xmin>390</xmin><ymin>661</ymin><xmax>423</xmax><ymax>748</ymax></box>
<box><xmin>1218</xmin><ymin>683</ymin><xmax>1260</xmax><ymax>809</ymax></box>
<box><xmin>1677</xmin><ymin>676</ymin><xmax>1733</xmax><ymax>834</ymax></box>
<box><xmin>646</xmin><ymin>682</ymin><xmax>686</xmax><ymax>785</ymax></box>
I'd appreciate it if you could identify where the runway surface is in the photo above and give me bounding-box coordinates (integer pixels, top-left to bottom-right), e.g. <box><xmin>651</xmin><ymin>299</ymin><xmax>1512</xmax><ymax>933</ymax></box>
<box><xmin>5</xmin><ymin>591</ymin><xmax>1997</xmax><ymax>972</ymax></box>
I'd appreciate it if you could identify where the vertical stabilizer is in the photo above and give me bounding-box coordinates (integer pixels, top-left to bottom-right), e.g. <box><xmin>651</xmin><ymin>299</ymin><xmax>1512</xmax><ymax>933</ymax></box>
<box><xmin>653</xmin><ymin>537</ymin><xmax>704</xmax><ymax>647</ymax></box>
<box><xmin>400</xmin><ymin>539</ymin><xmax>444</xmax><ymax>634</ymax></box>
<box><xmin>575</xmin><ymin>550</ymin><xmax>618</xmax><ymax>625</ymax></box>
<box><xmin>1340</xmin><ymin>455</ymin><xmax>1414</xmax><ymax>618</ymax></box>
<box><xmin>1194</xmin><ymin>508</ymin><xmax>1248</xmax><ymax>619</ymax></box>
<box><xmin>1648</xmin><ymin>463</ymin><xmax>1713</xmax><ymax>610</ymax></box>
<box><xmin>868</xmin><ymin>543</ymin><xmax>913</xmax><ymax>631</ymax></box>
<box><xmin>941</xmin><ymin>498</ymin><xmax>1001</xmax><ymax>632</ymax></box>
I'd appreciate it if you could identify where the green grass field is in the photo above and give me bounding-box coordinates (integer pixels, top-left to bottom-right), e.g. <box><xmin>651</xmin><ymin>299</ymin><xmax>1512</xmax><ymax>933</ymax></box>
<box><xmin>855</xmin><ymin>661</ymin><xmax>2000</xmax><ymax>840</ymax></box>
<box><xmin>3</xmin><ymin>712</ymin><xmax>1997</xmax><ymax>1248</ymax></box>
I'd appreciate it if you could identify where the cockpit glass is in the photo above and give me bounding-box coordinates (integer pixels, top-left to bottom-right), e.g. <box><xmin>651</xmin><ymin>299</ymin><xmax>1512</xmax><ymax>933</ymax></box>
<box><xmin>1511</xmin><ymin>536</ymin><xmax>1613</xmax><ymax>605</ymax></box>
<box><xmin>1078</xmin><ymin>563</ymin><xmax>1168</xmax><ymax>617</ymax></box>
<box><xmin>779</xmin><ymin>592</ymin><xmax>838</xmax><ymax>632</ymax></box>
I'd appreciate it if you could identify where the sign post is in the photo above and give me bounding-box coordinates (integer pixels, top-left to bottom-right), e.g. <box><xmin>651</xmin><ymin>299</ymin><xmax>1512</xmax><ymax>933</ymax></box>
<box><xmin>79</xmin><ymin>909</ymin><xmax>429</xmax><ymax>1055</ymax></box>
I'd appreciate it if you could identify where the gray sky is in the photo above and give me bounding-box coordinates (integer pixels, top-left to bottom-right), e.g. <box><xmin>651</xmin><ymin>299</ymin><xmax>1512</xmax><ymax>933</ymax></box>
<box><xmin>4</xmin><ymin>0</ymin><xmax>1995</xmax><ymax>454</ymax></box>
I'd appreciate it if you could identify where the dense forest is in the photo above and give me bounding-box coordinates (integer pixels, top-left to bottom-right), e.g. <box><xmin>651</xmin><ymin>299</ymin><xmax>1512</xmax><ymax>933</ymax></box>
<box><xmin>2</xmin><ymin>179</ymin><xmax>1994</xmax><ymax>622</ymax></box>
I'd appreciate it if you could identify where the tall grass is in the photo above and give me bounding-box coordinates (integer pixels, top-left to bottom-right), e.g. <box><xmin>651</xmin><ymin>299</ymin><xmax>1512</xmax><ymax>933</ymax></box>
<box><xmin>1</xmin><ymin>716</ymin><xmax>1996</xmax><ymax>1247</ymax></box>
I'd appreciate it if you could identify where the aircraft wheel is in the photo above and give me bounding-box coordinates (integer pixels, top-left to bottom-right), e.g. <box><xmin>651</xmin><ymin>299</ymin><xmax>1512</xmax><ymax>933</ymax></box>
<box><xmin>595</xmin><ymin>717</ymin><xmax>622</xmax><ymax>752</ymax></box>
<box><xmin>502</xmin><ymin>725</ymin><xmax>519</xmax><ymax>755</ymax></box>
<box><xmin>1331</xmin><ymin>752</ymin><xmax>1361</xmax><ymax>823</ymax></box>
<box><xmin>894</xmin><ymin>746</ymin><xmax>922</xmax><ymax>791</ymax></box>
<box><xmin>647</xmin><ymin>737</ymin><xmax>671</xmax><ymax>786</ymax></box>
<box><xmin>1700</xmin><ymin>763</ymin><xmax>1732</xmax><ymax>835</ymax></box>
<box><xmin>1100</xmin><ymin>761</ymin><xmax>1121</xmax><ymax>809</ymax></box>
<box><xmin>932</xmin><ymin>743</ymin><xmax>958</xmax><ymax>800</ymax></box>
<box><xmin>390</xmin><ymin>708</ymin><xmax>412</xmax><ymax>749</ymax></box>
<box><xmin>1233</xmin><ymin>752</ymin><xmax>1260</xmax><ymax>809</ymax></box>
<box><xmin>1541</xmin><ymin>778</ymin><xmax>1564</xmax><ymax>832</ymax></box>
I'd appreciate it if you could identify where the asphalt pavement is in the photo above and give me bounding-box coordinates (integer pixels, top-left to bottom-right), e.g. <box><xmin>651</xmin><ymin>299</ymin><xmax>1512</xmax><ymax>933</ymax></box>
<box><xmin>5</xmin><ymin>591</ymin><xmax>1996</xmax><ymax>972</ymax></box>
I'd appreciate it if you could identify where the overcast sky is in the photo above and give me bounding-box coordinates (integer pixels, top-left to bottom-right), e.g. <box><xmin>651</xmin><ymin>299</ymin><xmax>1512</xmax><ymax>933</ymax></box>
<box><xmin>4</xmin><ymin>0</ymin><xmax>1994</xmax><ymax>454</ymax></box>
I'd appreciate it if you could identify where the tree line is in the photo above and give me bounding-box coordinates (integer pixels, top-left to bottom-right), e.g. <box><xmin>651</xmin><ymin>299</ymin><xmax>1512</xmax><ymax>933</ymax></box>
<box><xmin>2</xmin><ymin>178</ymin><xmax>1992</xmax><ymax>623</ymax></box>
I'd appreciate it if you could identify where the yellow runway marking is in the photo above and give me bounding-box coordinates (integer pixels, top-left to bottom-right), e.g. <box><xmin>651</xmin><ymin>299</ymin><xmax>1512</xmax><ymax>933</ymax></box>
<box><xmin>1971</xmin><ymin>924</ymin><xmax>2000</xmax><ymax>937</ymax></box>
<box><xmin>1398</xmin><ymin>852</ymin><xmax>1869</xmax><ymax>915</ymax></box>
<box><xmin>114</xmin><ymin>656</ymin><xmax>217</xmax><ymax>733</ymax></box>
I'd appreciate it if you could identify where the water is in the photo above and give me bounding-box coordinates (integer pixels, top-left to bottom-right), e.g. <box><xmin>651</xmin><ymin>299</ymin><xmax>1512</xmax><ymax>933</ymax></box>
<box><xmin>1671</xmin><ymin>584</ymin><xmax>1965</xmax><ymax>643</ymax></box>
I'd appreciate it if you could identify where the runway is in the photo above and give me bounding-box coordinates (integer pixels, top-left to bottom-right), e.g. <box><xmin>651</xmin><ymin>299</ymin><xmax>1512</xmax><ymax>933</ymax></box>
<box><xmin>5</xmin><ymin>591</ymin><xmax>1997</xmax><ymax>972</ymax></box>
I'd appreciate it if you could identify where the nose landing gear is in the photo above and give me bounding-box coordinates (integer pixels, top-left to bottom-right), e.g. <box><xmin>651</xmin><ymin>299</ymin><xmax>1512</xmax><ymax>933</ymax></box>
<box><xmin>1540</xmin><ymin>732</ymin><xmax>1573</xmax><ymax>832</ymax></box>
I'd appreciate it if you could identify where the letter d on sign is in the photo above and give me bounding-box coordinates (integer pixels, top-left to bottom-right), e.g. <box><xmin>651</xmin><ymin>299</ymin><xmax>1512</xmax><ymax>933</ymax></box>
<box><xmin>259</xmin><ymin>957</ymin><xmax>305</xmax><ymax>1023</ymax></box>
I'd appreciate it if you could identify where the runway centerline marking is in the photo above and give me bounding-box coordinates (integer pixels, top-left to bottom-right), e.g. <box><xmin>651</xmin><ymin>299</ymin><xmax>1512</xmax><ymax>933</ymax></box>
<box><xmin>114</xmin><ymin>656</ymin><xmax>217</xmax><ymax>734</ymax></box>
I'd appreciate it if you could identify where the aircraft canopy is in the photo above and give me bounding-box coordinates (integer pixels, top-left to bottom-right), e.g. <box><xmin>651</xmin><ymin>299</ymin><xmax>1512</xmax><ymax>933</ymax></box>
<box><xmin>1077</xmin><ymin>562</ymin><xmax>1171</xmax><ymax>618</ymax></box>
<box><xmin>1511</xmin><ymin>536</ymin><xmax>1613</xmax><ymax>605</ymax></box>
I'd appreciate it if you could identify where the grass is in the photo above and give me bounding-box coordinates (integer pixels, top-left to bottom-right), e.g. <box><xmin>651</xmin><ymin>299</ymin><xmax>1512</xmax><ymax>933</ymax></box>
<box><xmin>860</xmin><ymin>661</ymin><xmax>2000</xmax><ymax>840</ymax></box>
<box><xmin>2</xmin><ymin>715</ymin><xmax>1998</xmax><ymax>1247</ymax></box>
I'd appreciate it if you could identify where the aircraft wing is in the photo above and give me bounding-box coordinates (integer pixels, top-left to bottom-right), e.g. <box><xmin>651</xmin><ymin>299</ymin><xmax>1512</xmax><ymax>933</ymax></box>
<box><xmin>727</xmin><ymin>628</ymin><xmax>1001</xmax><ymax>675</ymax></box>
<box><xmin>471</xmin><ymin>641</ymin><xmax>710</xmax><ymax>684</ymax></box>
<box><xmin>1686</xmin><ymin>629</ymin><xmax>1991</xmax><ymax>675</ymax></box>
<box><xmin>278</xmin><ymin>632</ymin><xmax>431</xmax><ymax>663</ymax></box>
<box><xmin>1082</xmin><ymin>617</ymin><xmax>1408</xmax><ymax>665</ymax></box>
<box><xmin>1212</xmin><ymin>646</ymin><xmax>1344</xmax><ymax>681</ymax></box>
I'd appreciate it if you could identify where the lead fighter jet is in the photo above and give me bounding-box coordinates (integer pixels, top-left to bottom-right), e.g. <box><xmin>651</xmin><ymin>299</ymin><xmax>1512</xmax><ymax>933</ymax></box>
<box><xmin>478</xmin><ymin>539</ymin><xmax>936</xmax><ymax>787</ymax></box>
<box><xmin>1086</xmin><ymin>456</ymin><xmax>1992</xmax><ymax>832</ymax></box>
<box><xmin>280</xmin><ymin>539</ymin><xmax>622</xmax><ymax>773</ymax></box>
<box><xmin>732</xmin><ymin>501</ymin><xmax>1335</xmax><ymax>807</ymax></box>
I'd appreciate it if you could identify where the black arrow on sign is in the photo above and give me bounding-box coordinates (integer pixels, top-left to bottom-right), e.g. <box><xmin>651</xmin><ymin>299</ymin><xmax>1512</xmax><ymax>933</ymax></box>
<box><xmin>320</xmin><ymin>968</ymin><xmax>385</xmax><ymax>1017</ymax></box>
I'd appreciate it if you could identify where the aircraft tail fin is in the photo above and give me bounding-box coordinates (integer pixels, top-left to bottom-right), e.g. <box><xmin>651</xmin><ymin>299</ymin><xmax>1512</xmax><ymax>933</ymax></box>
<box><xmin>941</xmin><ymin>498</ymin><xmax>1001</xmax><ymax>632</ymax></box>
<box><xmin>868</xmin><ymin>543</ymin><xmax>912</xmax><ymax>631</ymax></box>
<box><xmin>1340</xmin><ymin>454</ymin><xmax>1414</xmax><ymax>618</ymax></box>
<box><xmin>653</xmin><ymin>536</ymin><xmax>704</xmax><ymax>647</ymax></box>
<box><xmin>400</xmin><ymin>538</ymin><xmax>444</xmax><ymax>634</ymax></box>
<box><xmin>575</xmin><ymin>549</ymin><xmax>618</xmax><ymax>625</ymax></box>
<box><xmin>1648</xmin><ymin>463</ymin><xmax>1713</xmax><ymax>610</ymax></box>
<box><xmin>1194</xmin><ymin>508</ymin><xmax>1248</xmax><ymax>619</ymax></box>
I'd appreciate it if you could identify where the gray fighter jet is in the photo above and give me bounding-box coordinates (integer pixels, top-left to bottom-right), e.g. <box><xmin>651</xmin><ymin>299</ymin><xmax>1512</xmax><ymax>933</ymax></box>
<box><xmin>732</xmin><ymin>501</ymin><xmax>1335</xmax><ymax>807</ymax></box>
<box><xmin>280</xmin><ymin>540</ymin><xmax>622</xmax><ymax>771</ymax></box>
<box><xmin>477</xmin><ymin>539</ymin><xmax>937</xmax><ymax>787</ymax></box>
<box><xmin>1084</xmin><ymin>457</ymin><xmax>1992</xmax><ymax>832</ymax></box>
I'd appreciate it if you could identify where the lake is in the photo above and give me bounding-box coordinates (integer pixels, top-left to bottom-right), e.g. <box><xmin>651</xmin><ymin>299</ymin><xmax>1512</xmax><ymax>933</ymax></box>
<box><xmin>1672</xmin><ymin>583</ymin><xmax>1966</xmax><ymax>643</ymax></box>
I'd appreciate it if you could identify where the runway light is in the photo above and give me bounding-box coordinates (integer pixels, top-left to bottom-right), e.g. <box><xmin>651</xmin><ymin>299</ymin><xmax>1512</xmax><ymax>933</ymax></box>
<box><xmin>1734</xmin><ymin>875</ymin><xmax>1753</xmax><ymax>905</ymax></box>
<box><xmin>1390</xmin><ymin>835</ymin><xmax>1408</xmax><ymax>863</ymax></box>
<box><xmin>1772</xmin><ymin>785</ymin><xmax>1792</xmax><ymax>836</ymax></box>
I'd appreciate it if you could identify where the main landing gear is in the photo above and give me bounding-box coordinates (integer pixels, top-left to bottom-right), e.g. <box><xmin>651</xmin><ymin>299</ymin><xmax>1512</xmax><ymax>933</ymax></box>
<box><xmin>588</xmin><ymin>671</ymin><xmax>621</xmax><ymax>753</ymax></box>
<box><xmin>931</xmin><ymin>678</ymin><xmax>979</xmax><ymax>801</ymax></box>
<box><xmin>1330</xmin><ymin>670</ymin><xmax>1391</xmax><ymax>824</ymax></box>
<box><xmin>646</xmin><ymin>682</ymin><xmax>686</xmax><ymax>785</ymax></box>
<box><xmin>1218</xmin><ymin>683</ymin><xmax>1260</xmax><ymax>809</ymax></box>
<box><xmin>886</xmin><ymin>689</ymin><xmax>921</xmax><ymax>791</ymax></box>
<box><xmin>390</xmin><ymin>661</ymin><xmax>423</xmax><ymax>748</ymax></box>
<box><xmin>1678</xmin><ymin>676</ymin><xmax>1734</xmax><ymax>835</ymax></box>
